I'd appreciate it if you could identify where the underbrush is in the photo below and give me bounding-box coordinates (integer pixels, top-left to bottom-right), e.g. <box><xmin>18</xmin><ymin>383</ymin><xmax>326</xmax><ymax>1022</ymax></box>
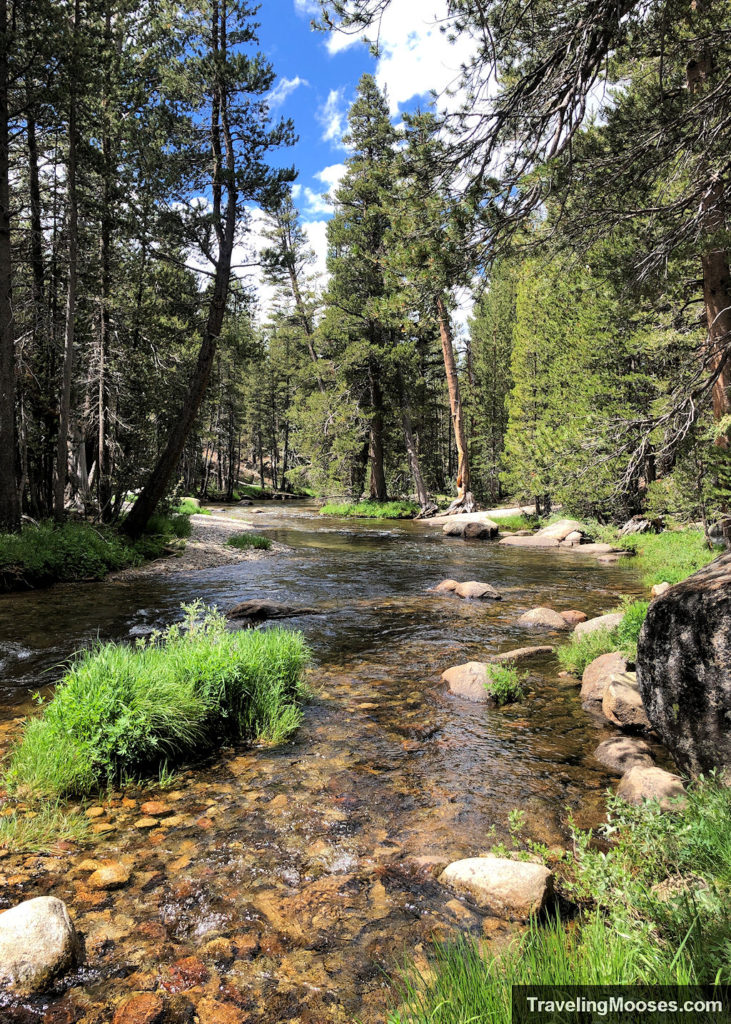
<box><xmin>5</xmin><ymin>602</ymin><xmax>310</xmax><ymax>798</ymax></box>
<box><xmin>0</xmin><ymin>802</ymin><xmax>90</xmax><ymax>853</ymax></box>
<box><xmin>226</xmin><ymin>533</ymin><xmax>272</xmax><ymax>550</ymax></box>
<box><xmin>484</xmin><ymin>664</ymin><xmax>526</xmax><ymax>705</ymax></box>
<box><xmin>389</xmin><ymin>778</ymin><xmax>731</xmax><ymax>1024</ymax></box>
<box><xmin>557</xmin><ymin>597</ymin><xmax>649</xmax><ymax>675</ymax></box>
<box><xmin>319</xmin><ymin>499</ymin><xmax>420</xmax><ymax>519</ymax></box>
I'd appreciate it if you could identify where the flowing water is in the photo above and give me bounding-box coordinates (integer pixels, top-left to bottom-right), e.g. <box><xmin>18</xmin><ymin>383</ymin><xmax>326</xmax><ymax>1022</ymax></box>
<box><xmin>0</xmin><ymin>504</ymin><xmax>653</xmax><ymax>1023</ymax></box>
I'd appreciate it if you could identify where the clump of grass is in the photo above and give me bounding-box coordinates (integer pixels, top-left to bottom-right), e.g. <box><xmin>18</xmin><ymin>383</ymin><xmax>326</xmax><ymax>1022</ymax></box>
<box><xmin>484</xmin><ymin>663</ymin><xmax>526</xmax><ymax>705</ymax></box>
<box><xmin>143</xmin><ymin>511</ymin><xmax>191</xmax><ymax>539</ymax></box>
<box><xmin>490</xmin><ymin>513</ymin><xmax>537</xmax><ymax>531</ymax></box>
<box><xmin>175</xmin><ymin>497</ymin><xmax>211</xmax><ymax>516</ymax></box>
<box><xmin>5</xmin><ymin>602</ymin><xmax>310</xmax><ymax>798</ymax></box>
<box><xmin>389</xmin><ymin>778</ymin><xmax>731</xmax><ymax>1024</ymax></box>
<box><xmin>629</xmin><ymin>529</ymin><xmax>717</xmax><ymax>586</ymax></box>
<box><xmin>319</xmin><ymin>499</ymin><xmax>420</xmax><ymax>519</ymax></box>
<box><xmin>226</xmin><ymin>532</ymin><xmax>272</xmax><ymax>550</ymax></box>
<box><xmin>0</xmin><ymin>802</ymin><xmax>90</xmax><ymax>853</ymax></box>
<box><xmin>557</xmin><ymin>597</ymin><xmax>648</xmax><ymax>674</ymax></box>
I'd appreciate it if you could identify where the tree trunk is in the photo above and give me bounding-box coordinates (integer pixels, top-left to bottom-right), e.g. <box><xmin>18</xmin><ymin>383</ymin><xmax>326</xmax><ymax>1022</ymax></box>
<box><xmin>54</xmin><ymin>2</ymin><xmax>80</xmax><ymax>520</ymax></box>
<box><xmin>368</xmin><ymin>366</ymin><xmax>387</xmax><ymax>500</ymax></box>
<box><xmin>436</xmin><ymin>293</ymin><xmax>471</xmax><ymax>501</ymax></box>
<box><xmin>402</xmin><ymin>407</ymin><xmax>429</xmax><ymax>508</ymax></box>
<box><xmin>0</xmin><ymin>0</ymin><xmax>19</xmax><ymax>532</ymax></box>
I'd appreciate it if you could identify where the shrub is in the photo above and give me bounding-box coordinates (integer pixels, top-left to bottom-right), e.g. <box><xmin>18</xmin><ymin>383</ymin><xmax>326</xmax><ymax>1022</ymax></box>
<box><xmin>557</xmin><ymin>598</ymin><xmax>648</xmax><ymax>674</ymax></box>
<box><xmin>6</xmin><ymin>603</ymin><xmax>310</xmax><ymax>797</ymax></box>
<box><xmin>484</xmin><ymin>663</ymin><xmax>526</xmax><ymax>705</ymax></box>
<box><xmin>319</xmin><ymin>499</ymin><xmax>419</xmax><ymax>519</ymax></box>
<box><xmin>226</xmin><ymin>532</ymin><xmax>272</xmax><ymax>550</ymax></box>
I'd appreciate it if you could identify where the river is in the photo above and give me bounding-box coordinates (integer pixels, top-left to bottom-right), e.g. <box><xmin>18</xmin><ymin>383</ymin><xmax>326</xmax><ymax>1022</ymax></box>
<box><xmin>0</xmin><ymin>503</ymin><xmax>649</xmax><ymax>1023</ymax></box>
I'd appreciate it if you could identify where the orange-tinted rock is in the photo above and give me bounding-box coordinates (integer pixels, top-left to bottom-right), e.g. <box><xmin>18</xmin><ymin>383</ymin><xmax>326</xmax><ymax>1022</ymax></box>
<box><xmin>196</xmin><ymin>997</ymin><xmax>245</xmax><ymax>1024</ymax></box>
<box><xmin>112</xmin><ymin>992</ymin><xmax>165</xmax><ymax>1024</ymax></box>
<box><xmin>87</xmin><ymin>861</ymin><xmax>131</xmax><ymax>890</ymax></box>
<box><xmin>560</xmin><ymin>610</ymin><xmax>588</xmax><ymax>625</ymax></box>
<box><xmin>164</xmin><ymin>955</ymin><xmax>209</xmax><ymax>992</ymax></box>
<box><xmin>140</xmin><ymin>801</ymin><xmax>169</xmax><ymax>817</ymax></box>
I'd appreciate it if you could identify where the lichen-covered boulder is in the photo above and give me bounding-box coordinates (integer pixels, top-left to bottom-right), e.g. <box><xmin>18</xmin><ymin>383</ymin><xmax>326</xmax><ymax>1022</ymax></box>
<box><xmin>637</xmin><ymin>552</ymin><xmax>731</xmax><ymax>774</ymax></box>
<box><xmin>0</xmin><ymin>897</ymin><xmax>80</xmax><ymax>993</ymax></box>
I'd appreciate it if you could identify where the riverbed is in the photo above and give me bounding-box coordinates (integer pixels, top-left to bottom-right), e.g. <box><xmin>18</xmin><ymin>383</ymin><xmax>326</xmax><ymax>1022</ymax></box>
<box><xmin>0</xmin><ymin>502</ymin><xmax>648</xmax><ymax>1023</ymax></box>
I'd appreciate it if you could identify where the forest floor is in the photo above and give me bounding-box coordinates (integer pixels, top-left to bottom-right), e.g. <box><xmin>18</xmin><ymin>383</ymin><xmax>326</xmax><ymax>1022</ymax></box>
<box><xmin>112</xmin><ymin>512</ymin><xmax>282</xmax><ymax>579</ymax></box>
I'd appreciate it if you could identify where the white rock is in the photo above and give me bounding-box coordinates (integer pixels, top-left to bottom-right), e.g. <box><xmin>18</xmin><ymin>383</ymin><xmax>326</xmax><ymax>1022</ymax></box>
<box><xmin>518</xmin><ymin>607</ymin><xmax>571</xmax><ymax>630</ymax></box>
<box><xmin>574</xmin><ymin>611</ymin><xmax>624</xmax><ymax>637</ymax></box>
<box><xmin>439</xmin><ymin>856</ymin><xmax>553</xmax><ymax>919</ymax></box>
<box><xmin>442</xmin><ymin>662</ymin><xmax>489</xmax><ymax>701</ymax></box>
<box><xmin>0</xmin><ymin>897</ymin><xmax>80</xmax><ymax>993</ymax></box>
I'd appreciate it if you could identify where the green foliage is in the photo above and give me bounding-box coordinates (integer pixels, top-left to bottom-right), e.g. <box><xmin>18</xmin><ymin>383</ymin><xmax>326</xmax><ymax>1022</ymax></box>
<box><xmin>144</xmin><ymin>513</ymin><xmax>191</xmax><ymax>539</ymax></box>
<box><xmin>389</xmin><ymin>779</ymin><xmax>731</xmax><ymax>1023</ymax></box>
<box><xmin>484</xmin><ymin>663</ymin><xmax>526</xmax><ymax>705</ymax></box>
<box><xmin>557</xmin><ymin>598</ymin><xmax>648</xmax><ymax>674</ymax></box>
<box><xmin>0</xmin><ymin>802</ymin><xmax>91</xmax><ymax>854</ymax></box>
<box><xmin>175</xmin><ymin>498</ymin><xmax>210</xmax><ymax>516</ymax></box>
<box><xmin>6</xmin><ymin>603</ymin><xmax>310</xmax><ymax>797</ymax></box>
<box><xmin>226</xmin><ymin>532</ymin><xmax>272</xmax><ymax>550</ymax></box>
<box><xmin>319</xmin><ymin>499</ymin><xmax>419</xmax><ymax>519</ymax></box>
<box><xmin>491</xmin><ymin>513</ymin><xmax>537</xmax><ymax>531</ymax></box>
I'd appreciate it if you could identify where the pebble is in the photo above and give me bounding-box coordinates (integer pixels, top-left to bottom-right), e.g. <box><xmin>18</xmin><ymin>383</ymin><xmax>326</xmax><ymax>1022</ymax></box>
<box><xmin>112</xmin><ymin>992</ymin><xmax>165</xmax><ymax>1024</ymax></box>
<box><xmin>134</xmin><ymin>817</ymin><xmax>159</xmax><ymax>829</ymax></box>
<box><xmin>139</xmin><ymin>801</ymin><xmax>169</xmax><ymax>817</ymax></box>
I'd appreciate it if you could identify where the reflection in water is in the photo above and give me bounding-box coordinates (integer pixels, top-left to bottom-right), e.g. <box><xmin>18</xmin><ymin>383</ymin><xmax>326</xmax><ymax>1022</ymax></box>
<box><xmin>0</xmin><ymin>504</ymin><xmax>649</xmax><ymax>1022</ymax></box>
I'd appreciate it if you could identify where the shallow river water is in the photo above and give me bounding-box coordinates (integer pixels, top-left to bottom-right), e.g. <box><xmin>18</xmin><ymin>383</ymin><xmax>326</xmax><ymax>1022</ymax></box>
<box><xmin>0</xmin><ymin>504</ymin><xmax>650</xmax><ymax>1023</ymax></box>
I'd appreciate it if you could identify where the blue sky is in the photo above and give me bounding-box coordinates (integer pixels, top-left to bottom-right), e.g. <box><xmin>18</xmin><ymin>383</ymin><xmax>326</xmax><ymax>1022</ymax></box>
<box><xmin>243</xmin><ymin>0</ymin><xmax>476</xmax><ymax>316</ymax></box>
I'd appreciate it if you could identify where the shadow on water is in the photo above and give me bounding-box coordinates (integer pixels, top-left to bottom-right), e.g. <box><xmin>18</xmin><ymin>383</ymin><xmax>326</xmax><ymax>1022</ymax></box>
<box><xmin>0</xmin><ymin>503</ymin><xmax>649</xmax><ymax>1022</ymax></box>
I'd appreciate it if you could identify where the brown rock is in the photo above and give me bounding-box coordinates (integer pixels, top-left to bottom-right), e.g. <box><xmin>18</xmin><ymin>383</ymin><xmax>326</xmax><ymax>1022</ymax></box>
<box><xmin>454</xmin><ymin>581</ymin><xmax>501</xmax><ymax>600</ymax></box>
<box><xmin>85</xmin><ymin>806</ymin><xmax>105</xmax><ymax>819</ymax></box>
<box><xmin>112</xmin><ymin>993</ymin><xmax>165</xmax><ymax>1024</ymax></box>
<box><xmin>441</xmin><ymin>662</ymin><xmax>488</xmax><ymax>702</ymax></box>
<box><xmin>518</xmin><ymin>607</ymin><xmax>570</xmax><ymax>630</ymax></box>
<box><xmin>463</xmin><ymin>520</ymin><xmax>499</xmax><ymax>539</ymax></box>
<box><xmin>196</xmin><ymin>997</ymin><xmax>245</xmax><ymax>1024</ymax></box>
<box><xmin>593</xmin><ymin>736</ymin><xmax>654</xmax><ymax>774</ymax></box>
<box><xmin>134</xmin><ymin>817</ymin><xmax>158</xmax><ymax>829</ymax></box>
<box><xmin>166</xmin><ymin>955</ymin><xmax>209</xmax><ymax>991</ymax></box>
<box><xmin>574</xmin><ymin>611</ymin><xmax>624</xmax><ymax>637</ymax></box>
<box><xmin>140</xmin><ymin>801</ymin><xmax>169</xmax><ymax>817</ymax></box>
<box><xmin>226</xmin><ymin>600</ymin><xmax>316</xmax><ymax>621</ymax></box>
<box><xmin>603</xmin><ymin>672</ymin><xmax>651</xmax><ymax>731</ymax></box>
<box><xmin>581</xmin><ymin>652</ymin><xmax>629</xmax><ymax>706</ymax></box>
<box><xmin>87</xmin><ymin>861</ymin><xmax>131</xmax><ymax>891</ymax></box>
<box><xmin>617</xmin><ymin>766</ymin><xmax>686</xmax><ymax>811</ymax></box>
<box><xmin>433</xmin><ymin>579</ymin><xmax>459</xmax><ymax>592</ymax></box>
<box><xmin>560</xmin><ymin>610</ymin><xmax>588</xmax><ymax>625</ymax></box>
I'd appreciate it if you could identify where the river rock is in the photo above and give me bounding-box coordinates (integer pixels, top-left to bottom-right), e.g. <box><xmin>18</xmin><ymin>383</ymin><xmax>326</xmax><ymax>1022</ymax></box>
<box><xmin>617</xmin><ymin>766</ymin><xmax>686</xmax><ymax>810</ymax></box>
<box><xmin>518</xmin><ymin>607</ymin><xmax>570</xmax><ymax>630</ymax></box>
<box><xmin>581</xmin><ymin>652</ymin><xmax>629</xmax><ymax>705</ymax></box>
<box><xmin>560</xmin><ymin>610</ymin><xmax>588</xmax><ymax>625</ymax></box>
<box><xmin>87</xmin><ymin>860</ymin><xmax>131</xmax><ymax>890</ymax></box>
<box><xmin>433</xmin><ymin>579</ymin><xmax>460</xmax><ymax>592</ymax></box>
<box><xmin>637</xmin><ymin>552</ymin><xmax>731</xmax><ymax>774</ymax></box>
<box><xmin>574</xmin><ymin>611</ymin><xmax>624</xmax><ymax>637</ymax></box>
<box><xmin>539</xmin><ymin>518</ymin><xmax>588</xmax><ymax>541</ymax></box>
<box><xmin>602</xmin><ymin>672</ymin><xmax>651</xmax><ymax>731</ymax></box>
<box><xmin>454</xmin><ymin>581</ymin><xmax>501</xmax><ymax>600</ymax></box>
<box><xmin>651</xmin><ymin>581</ymin><xmax>671</xmax><ymax>598</ymax></box>
<box><xmin>112</xmin><ymin>993</ymin><xmax>166</xmax><ymax>1024</ymax></box>
<box><xmin>593</xmin><ymin>736</ymin><xmax>654</xmax><ymax>774</ymax></box>
<box><xmin>226</xmin><ymin>600</ymin><xmax>317</xmax><ymax>621</ymax></box>
<box><xmin>500</xmin><ymin>533</ymin><xmax>560</xmax><ymax>548</ymax></box>
<box><xmin>0</xmin><ymin>896</ymin><xmax>80</xmax><ymax>993</ymax></box>
<box><xmin>491</xmin><ymin>645</ymin><xmax>555</xmax><ymax>663</ymax></box>
<box><xmin>442</xmin><ymin>519</ymin><xmax>499</xmax><ymax>539</ymax></box>
<box><xmin>439</xmin><ymin>856</ymin><xmax>553</xmax><ymax>920</ymax></box>
<box><xmin>442</xmin><ymin>662</ymin><xmax>488</xmax><ymax>701</ymax></box>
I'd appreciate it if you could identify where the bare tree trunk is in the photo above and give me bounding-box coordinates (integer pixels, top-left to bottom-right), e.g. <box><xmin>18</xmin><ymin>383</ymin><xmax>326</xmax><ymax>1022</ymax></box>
<box><xmin>436</xmin><ymin>294</ymin><xmax>472</xmax><ymax>506</ymax></box>
<box><xmin>368</xmin><ymin>366</ymin><xmax>387</xmax><ymax>500</ymax></box>
<box><xmin>402</xmin><ymin>407</ymin><xmax>429</xmax><ymax>508</ymax></box>
<box><xmin>54</xmin><ymin>1</ymin><xmax>80</xmax><ymax>520</ymax></box>
<box><xmin>0</xmin><ymin>0</ymin><xmax>18</xmax><ymax>532</ymax></box>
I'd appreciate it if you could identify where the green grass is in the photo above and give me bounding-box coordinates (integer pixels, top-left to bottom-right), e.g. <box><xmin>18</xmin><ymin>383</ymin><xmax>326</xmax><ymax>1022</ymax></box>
<box><xmin>144</xmin><ymin>512</ymin><xmax>191</xmax><ymax>539</ymax></box>
<box><xmin>319</xmin><ymin>499</ymin><xmax>420</xmax><ymax>519</ymax></box>
<box><xmin>0</xmin><ymin>802</ymin><xmax>91</xmax><ymax>853</ymax></box>
<box><xmin>624</xmin><ymin>530</ymin><xmax>717</xmax><ymax>586</ymax></box>
<box><xmin>175</xmin><ymin>497</ymin><xmax>211</xmax><ymax>516</ymax></box>
<box><xmin>557</xmin><ymin>597</ymin><xmax>649</xmax><ymax>674</ymax></box>
<box><xmin>5</xmin><ymin>602</ymin><xmax>310</xmax><ymax>798</ymax></box>
<box><xmin>484</xmin><ymin>664</ymin><xmax>526</xmax><ymax>705</ymax></box>
<box><xmin>226</xmin><ymin>532</ymin><xmax>272</xmax><ymax>551</ymax></box>
<box><xmin>389</xmin><ymin>778</ymin><xmax>731</xmax><ymax>1023</ymax></box>
<box><xmin>490</xmin><ymin>513</ymin><xmax>537</xmax><ymax>531</ymax></box>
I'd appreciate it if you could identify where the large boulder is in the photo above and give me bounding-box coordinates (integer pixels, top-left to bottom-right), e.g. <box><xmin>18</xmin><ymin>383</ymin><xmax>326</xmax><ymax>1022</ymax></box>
<box><xmin>581</xmin><ymin>652</ymin><xmax>629</xmax><ymax>706</ymax></box>
<box><xmin>602</xmin><ymin>672</ymin><xmax>651</xmax><ymax>731</ymax></box>
<box><xmin>593</xmin><ymin>736</ymin><xmax>654</xmax><ymax>774</ymax></box>
<box><xmin>454</xmin><ymin>581</ymin><xmax>501</xmax><ymax>600</ymax></box>
<box><xmin>518</xmin><ymin>607</ymin><xmax>571</xmax><ymax>630</ymax></box>
<box><xmin>617</xmin><ymin>766</ymin><xmax>686</xmax><ymax>811</ymax></box>
<box><xmin>637</xmin><ymin>552</ymin><xmax>731</xmax><ymax>774</ymax></box>
<box><xmin>442</xmin><ymin>519</ymin><xmax>499</xmax><ymax>539</ymax></box>
<box><xmin>442</xmin><ymin>662</ymin><xmax>488</xmax><ymax>702</ymax></box>
<box><xmin>538</xmin><ymin>519</ymin><xmax>588</xmax><ymax>541</ymax></box>
<box><xmin>439</xmin><ymin>856</ymin><xmax>553</xmax><ymax>920</ymax></box>
<box><xmin>0</xmin><ymin>897</ymin><xmax>80</xmax><ymax>993</ymax></box>
<box><xmin>574</xmin><ymin>611</ymin><xmax>624</xmax><ymax>638</ymax></box>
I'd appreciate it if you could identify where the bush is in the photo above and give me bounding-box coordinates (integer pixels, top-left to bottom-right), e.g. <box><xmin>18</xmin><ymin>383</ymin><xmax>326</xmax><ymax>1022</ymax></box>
<box><xmin>557</xmin><ymin>598</ymin><xmax>648</xmax><ymax>674</ymax></box>
<box><xmin>226</xmin><ymin>532</ymin><xmax>272</xmax><ymax>550</ymax></box>
<box><xmin>6</xmin><ymin>603</ymin><xmax>310</xmax><ymax>797</ymax></box>
<box><xmin>484</xmin><ymin>664</ymin><xmax>526</xmax><ymax>705</ymax></box>
<box><xmin>319</xmin><ymin>499</ymin><xmax>420</xmax><ymax>519</ymax></box>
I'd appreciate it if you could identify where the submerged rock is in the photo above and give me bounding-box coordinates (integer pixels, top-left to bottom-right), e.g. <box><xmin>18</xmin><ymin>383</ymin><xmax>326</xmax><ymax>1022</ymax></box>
<box><xmin>0</xmin><ymin>896</ymin><xmax>80</xmax><ymax>993</ymax></box>
<box><xmin>593</xmin><ymin>736</ymin><xmax>654</xmax><ymax>774</ymax></box>
<box><xmin>453</xmin><ymin>581</ymin><xmax>501</xmax><ymax>600</ymax></box>
<box><xmin>87</xmin><ymin>860</ymin><xmax>132</xmax><ymax>891</ymax></box>
<box><xmin>433</xmin><ymin>579</ymin><xmax>459</xmax><ymax>592</ymax></box>
<box><xmin>602</xmin><ymin>672</ymin><xmax>651</xmax><ymax>731</ymax></box>
<box><xmin>439</xmin><ymin>856</ymin><xmax>553</xmax><ymax>920</ymax></box>
<box><xmin>518</xmin><ymin>607</ymin><xmax>571</xmax><ymax>630</ymax></box>
<box><xmin>226</xmin><ymin>600</ymin><xmax>317</xmax><ymax>621</ymax></box>
<box><xmin>581</xmin><ymin>652</ymin><xmax>629</xmax><ymax>706</ymax></box>
<box><xmin>442</xmin><ymin>662</ymin><xmax>489</xmax><ymax>701</ymax></box>
<box><xmin>617</xmin><ymin>765</ymin><xmax>686</xmax><ymax>810</ymax></box>
<box><xmin>574</xmin><ymin>611</ymin><xmax>624</xmax><ymax>637</ymax></box>
<box><xmin>112</xmin><ymin>993</ymin><xmax>166</xmax><ymax>1024</ymax></box>
<box><xmin>637</xmin><ymin>552</ymin><xmax>731</xmax><ymax>774</ymax></box>
<box><xmin>491</xmin><ymin>645</ymin><xmax>555</xmax><ymax>663</ymax></box>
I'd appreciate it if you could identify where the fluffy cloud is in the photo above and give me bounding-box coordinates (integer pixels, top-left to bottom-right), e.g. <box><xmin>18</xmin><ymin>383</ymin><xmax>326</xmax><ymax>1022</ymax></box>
<box><xmin>293</xmin><ymin>0</ymin><xmax>319</xmax><ymax>14</ymax></box>
<box><xmin>317</xmin><ymin>87</ymin><xmax>348</xmax><ymax>144</ymax></box>
<box><xmin>267</xmin><ymin>75</ymin><xmax>308</xmax><ymax>108</ymax></box>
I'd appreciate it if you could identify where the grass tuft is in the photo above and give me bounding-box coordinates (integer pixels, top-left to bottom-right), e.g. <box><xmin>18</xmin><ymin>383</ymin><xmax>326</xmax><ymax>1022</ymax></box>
<box><xmin>0</xmin><ymin>801</ymin><xmax>90</xmax><ymax>853</ymax></box>
<box><xmin>5</xmin><ymin>602</ymin><xmax>310</xmax><ymax>798</ymax></box>
<box><xmin>557</xmin><ymin>597</ymin><xmax>648</xmax><ymax>675</ymax></box>
<box><xmin>175</xmin><ymin>497</ymin><xmax>211</xmax><ymax>516</ymax></box>
<box><xmin>484</xmin><ymin>663</ymin><xmax>526</xmax><ymax>705</ymax></box>
<box><xmin>319</xmin><ymin>499</ymin><xmax>420</xmax><ymax>519</ymax></box>
<box><xmin>226</xmin><ymin>532</ymin><xmax>272</xmax><ymax>550</ymax></box>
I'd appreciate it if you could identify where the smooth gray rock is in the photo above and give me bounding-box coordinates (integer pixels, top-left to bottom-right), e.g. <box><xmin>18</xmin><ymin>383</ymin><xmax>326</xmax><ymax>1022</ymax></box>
<box><xmin>593</xmin><ymin>736</ymin><xmax>654</xmax><ymax>774</ymax></box>
<box><xmin>442</xmin><ymin>662</ymin><xmax>489</xmax><ymax>702</ymax></box>
<box><xmin>0</xmin><ymin>897</ymin><xmax>80</xmax><ymax>993</ymax></box>
<box><xmin>439</xmin><ymin>856</ymin><xmax>553</xmax><ymax>920</ymax></box>
<box><xmin>518</xmin><ymin>607</ymin><xmax>571</xmax><ymax>630</ymax></box>
<box><xmin>603</xmin><ymin>672</ymin><xmax>651</xmax><ymax>731</ymax></box>
<box><xmin>574</xmin><ymin>611</ymin><xmax>624</xmax><ymax>638</ymax></box>
<box><xmin>617</xmin><ymin>766</ymin><xmax>686</xmax><ymax>811</ymax></box>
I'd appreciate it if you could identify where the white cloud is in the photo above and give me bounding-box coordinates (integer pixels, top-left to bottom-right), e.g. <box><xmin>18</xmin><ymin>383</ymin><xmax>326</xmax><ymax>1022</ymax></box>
<box><xmin>267</xmin><ymin>75</ymin><xmax>308</xmax><ymax>108</ymax></box>
<box><xmin>303</xmin><ymin>187</ymin><xmax>333</xmax><ymax>217</ymax></box>
<box><xmin>291</xmin><ymin>183</ymin><xmax>303</xmax><ymax>199</ymax></box>
<box><xmin>314</xmin><ymin>162</ymin><xmax>347</xmax><ymax>191</ymax></box>
<box><xmin>317</xmin><ymin>87</ymin><xmax>348</xmax><ymax>144</ymax></box>
<box><xmin>303</xmin><ymin>219</ymin><xmax>329</xmax><ymax>280</ymax></box>
<box><xmin>293</xmin><ymin>0</ymin><xmax>319</xmax><ymax>14</ymax></box>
